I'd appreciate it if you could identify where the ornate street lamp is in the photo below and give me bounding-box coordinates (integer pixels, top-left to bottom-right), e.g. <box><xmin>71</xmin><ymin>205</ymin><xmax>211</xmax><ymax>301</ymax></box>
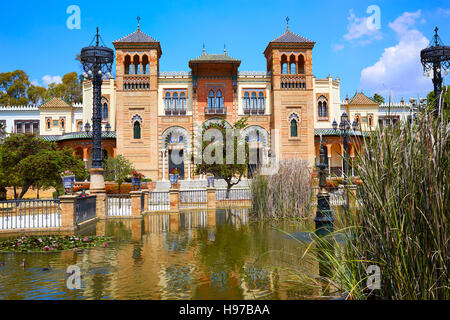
<box><xmin>84</xmin><ymin>122</ymin><xmax>91</xmax><ymax>133</ymax></box>
<box><xmin>314</xmin><ymin>138</ymin><xmax>334</xmax><ymax>238</ymax></box>
<box><xmin>420</xmin><ymin>27</ymin><xmax>450</xmax><ymax>117</ymax></box>
<box><xmin>79</xmin><ymin>28</ymin><xmax>114</xmax><ymax>193</ymax></box>
<box><xmin>332</xmin><ymin>112</ymin><xmax>352</xmax><ymax>184</ymax></box>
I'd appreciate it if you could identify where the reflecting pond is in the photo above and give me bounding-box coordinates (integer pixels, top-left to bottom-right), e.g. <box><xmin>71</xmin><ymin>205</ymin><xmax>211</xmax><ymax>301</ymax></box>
<box><xmin>0</xmin><ymin>209</ymin><xmax>331</xmax><ymax>300</ymax></box>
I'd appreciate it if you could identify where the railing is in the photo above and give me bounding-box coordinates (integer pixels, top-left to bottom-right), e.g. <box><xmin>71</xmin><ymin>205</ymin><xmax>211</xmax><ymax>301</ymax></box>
<box><xmin>0</xmin><ymin>199</ymin><xmax>61</xmax><ymax>230</ymax></box>
<box><xmin>204</xmin><ymin>107</ymin><xmax>227</xmax><ymax>115</ymax></box>
<box><xmin>216</xmin><ymin>188</ymin><xmax>252</xmax><ymax>208</ymax></box>
<box><xmin>243</xmin><ymin>108</ymin><xmax>265</xmax><ymax>115</ymax></box>
<box><xmin>141</xmin><ymin>192</ymin><xmax>145</xmax><ymax>212</ymax></box>
<box><xmin>148</xmin><ymin>191</ymin><xmax>170</xmax><ymax>211</ymax></box>
<box><xmin>179</xmin><ymin>189</ymin><xmax>207</xmax><ymax>209</ymax></box>
<box><xmin>280</xmin><ymin>75</ymin><xmax>307</xmax><ymax>89</ymax></box>
<box><xmin>75</xmin><ymin>196</ymin><xmax>96</xmax><ymax>225</ymax></box>
<box><xmin>311</xmin><ymin>187</ymin><xmax>347</xmax><ymax>206</ymax></box>
<box><xmin>165</xmin><ymin>108</ymin><xmax>187</xmax><ymax>116</ymax></box>
<box><xmin>107</xmin><ymin>194</ymin><xmax>131</xmax><ymax>217</ymax></box>
<box><xmin>123</xmin><ymin>75</ymin><xmax>151</xmax><ymax>91</ymax></box>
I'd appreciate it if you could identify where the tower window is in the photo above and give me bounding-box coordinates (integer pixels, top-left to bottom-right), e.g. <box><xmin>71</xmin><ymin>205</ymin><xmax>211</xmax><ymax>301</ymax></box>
<box><xmin>298</xmin><ymin>55</ymin><xmax>305</xmax><ymax>74</ymax></box>
<box><xmin>290</xmin><ymin>119</ymin><xmax>298</xmax><ymax>137</ymax></box>
<box><xmin>133</xmin><ymin>121</ymin><xmax>141</xmax><ymax>139</ymax></box>
<box><xmin>102</xmin><ymin>103</ymin><xmax>109</xmax><ymax>120</ymax></box>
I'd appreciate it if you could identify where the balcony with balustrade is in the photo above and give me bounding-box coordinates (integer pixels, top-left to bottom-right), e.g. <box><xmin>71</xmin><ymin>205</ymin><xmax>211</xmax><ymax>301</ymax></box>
<box><xmin>123</xmin><ymin>75</ymin><xmax>151</xmax><ymax>91</ymax></box>
<box><xmin>280</xmin><ymin>75</ymin><xmax>307</xmax><ymax>90</ymax></box>
<box><xmin>204</xmin><ymin>107</ymin><xmax>227</xmax><ymax>115</ymax></box>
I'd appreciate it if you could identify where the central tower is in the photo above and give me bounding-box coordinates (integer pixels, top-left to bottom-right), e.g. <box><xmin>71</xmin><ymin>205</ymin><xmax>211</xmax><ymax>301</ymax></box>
<box><xmin>113</xmin><ymin>22</ymin><xmax>162</xmax><ymax>179</ymax></box>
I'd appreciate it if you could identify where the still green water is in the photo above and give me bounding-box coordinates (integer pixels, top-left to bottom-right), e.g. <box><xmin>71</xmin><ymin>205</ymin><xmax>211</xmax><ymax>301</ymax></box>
<box><xmin>0</xmin><ymin>209</ymin><xmax>325</xmax><ymax>300</ymax></box>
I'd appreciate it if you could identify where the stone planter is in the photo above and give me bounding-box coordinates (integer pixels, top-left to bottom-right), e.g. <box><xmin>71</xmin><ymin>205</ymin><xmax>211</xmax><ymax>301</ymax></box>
<box><xmin>169</xmin><ymin>174</ymin><xmax>179</xmax><ymax>185</ymax></box>
<box><xmin>207</xmin><ymin>175</ymin><xmax>215</xmax><ymax>187</ymax></box>
<box><xmin>131</xmin><ymin>177</ymin><xmax>141</xmax><ymax>190</ymax></box>
<box><xmin>62</xmin><ymin>175</ymin><xmax>75</xmax><ymax>194</ymax></box>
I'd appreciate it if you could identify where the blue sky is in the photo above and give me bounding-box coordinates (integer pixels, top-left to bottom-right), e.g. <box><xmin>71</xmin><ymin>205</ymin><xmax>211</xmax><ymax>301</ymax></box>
<box><xmin>0</xmin><ymin>0</ymin><xmax>449</xmax><ymax>101</ymax></box>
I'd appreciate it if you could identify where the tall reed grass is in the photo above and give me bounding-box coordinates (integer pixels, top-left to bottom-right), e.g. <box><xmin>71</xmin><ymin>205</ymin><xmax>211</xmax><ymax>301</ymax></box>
<box><xmin>318</xmin><ymin>109</ymin><xmax>449</xmax><ymax>299</ymax></box>
<box><xmin>250</xmin><ymin>159</ymin><xmax>312</xmax><ymax>220</ymax></box>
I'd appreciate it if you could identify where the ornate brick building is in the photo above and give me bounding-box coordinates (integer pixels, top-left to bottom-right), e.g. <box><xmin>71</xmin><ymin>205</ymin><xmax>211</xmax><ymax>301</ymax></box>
<box><xmin>79</xmin><ymin>22</ymin><xmax>346</xmax><ymax>181</ymax></box>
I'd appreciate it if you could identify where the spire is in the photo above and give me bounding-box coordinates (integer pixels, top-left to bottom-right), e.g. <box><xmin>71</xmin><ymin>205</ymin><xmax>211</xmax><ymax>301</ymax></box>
<box><xmin>202</xmin><ymin>43</ymin><xmax>206</xmax><ymax>55</ymax></box>
<box><xmin>286</xmin><ymin>16</ymin><xmax>290</xmax><ymax>32</ymax></box>
<box><xmin>137</xmin><ymin>16</ymin><xmax>141</xmax><ymax>31</ymax></box>
<box><xmin>224</xmin><ymin>44</ymin><xmax>227</xmax><ymax>55</ymax></box>
<box><xmin>95</xmin><ymin>27</ymin><xmax>99</xmax><ymax>46</ymax></box>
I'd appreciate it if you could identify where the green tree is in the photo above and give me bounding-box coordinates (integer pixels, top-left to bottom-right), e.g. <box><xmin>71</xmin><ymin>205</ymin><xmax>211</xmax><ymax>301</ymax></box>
<box><xmin>0</xmin><ymin>134</ymin><xmax>87</xmax><ymax>200</ymax></box>
<box><xmin>62</xmin><ymin>72</ymin><xmax>82</xmax><ymax>103</ymax></box>
<box><xmin>27</xmin><ymin>85</ymin><xmax>47</xmax><ymax>104</ymax></box>
<box><xmin>0</xmin><ymin>70</ymin><xmax>30</xmax><ymax>105</ymax></box>
<box><xmin>103</xmin><ymin>154</ymin><xmax>134</xmax><ymax>193</ymax></box>
<box><xmin>194</xmin><ymin>118</ymin><xmax>249</xmax><ymax>198</ymax></box>
<box><xmin>373</xmin><ymin>93</ymin><xmax>385</xmax><ymax>104</ymax></box>
<box><xmin>45</xmin><ymin>82</ymin><xmax>65</xmax><ymax>101</ymax></box>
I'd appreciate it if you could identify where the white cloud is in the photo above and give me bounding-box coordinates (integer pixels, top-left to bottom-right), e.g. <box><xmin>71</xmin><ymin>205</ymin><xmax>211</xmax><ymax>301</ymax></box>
<box><xmin>333</xmin><ymin>44</ymin><xmax>345</xmax><ymax>51</ymax></box>
<box><xmin>31</xmin><ymin>80</ymin><xmax>39</xmax><ymax>86</ymax></box>
<box><xmin>359</xmin><ymin>11</ymin><xmax>432</xmax><ymax>96</ymax></box>
<box><xmin>388</xmin><ymin>10</ymin><xmax>421</xmax><ymax>36</ymax></box>
<box><xmin>344</xmin><ymin>9</ymin><xmax>382</xmax><ymax>43</ymax></box>
<box><xmin>42</xmin><ymin>75</ymin><xmax>62</xmax><ymax>86</ymax></box>
<box><xmin>437</xmin><ymin>8</ymin><xmax>450</xmax><ymax>16</ymax></box>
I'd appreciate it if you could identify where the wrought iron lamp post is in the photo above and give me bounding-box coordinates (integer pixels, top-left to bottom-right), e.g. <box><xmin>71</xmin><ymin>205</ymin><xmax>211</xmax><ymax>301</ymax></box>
<box><xmin>79</xmin><ymin>28</ymin><xmax>114</xmax><ymax>192</ymax></box>
<box><xmin>420</xmin><ymin>27</ymin><xmax>450</xmax><ymax>117</ymax></box>
<box><xmin>332</xmin><ymin>112</ymin><xmax>358</xmax><ymax>184</ymax></box>
<box><xmin>314</xmin><ymin>138</ymin><xmax>334</xmax><ymax>237</ymax></box>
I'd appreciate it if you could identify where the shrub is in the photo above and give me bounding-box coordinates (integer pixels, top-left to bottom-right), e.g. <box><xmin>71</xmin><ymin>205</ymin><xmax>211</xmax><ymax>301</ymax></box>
<box><xmin>324</xmin><ymin>110</ymin><xmax>449</xmax><ymax>299</ymax></box>
<box><xmin>250</xmin><ymin>159</ymin><xmax>312</xmax><ymax>220</ymax></box>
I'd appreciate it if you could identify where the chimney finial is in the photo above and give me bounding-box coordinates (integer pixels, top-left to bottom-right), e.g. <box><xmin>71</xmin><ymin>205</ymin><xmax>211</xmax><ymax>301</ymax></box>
<box><xmin>137</xmin><ymin>16</ymin><xmax>140</xmax><ymax>31</ymax></box>
<box><xmin>224</xmin><ymin>44</ymin><xmax>227</xmax><ymax>55</ymax></box>
<box><xmin>286</xmin><ymin>16</ymin><xmax>290</xmax><ymax>32</ymax></box>
<box><xmin>202</xmin><ymin>43</ymin><xmax>206</xmax><ymax>55</ymax></box>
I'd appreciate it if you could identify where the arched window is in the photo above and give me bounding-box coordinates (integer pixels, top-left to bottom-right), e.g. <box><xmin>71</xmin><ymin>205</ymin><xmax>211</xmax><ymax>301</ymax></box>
<box><xmin>124</xmin><ymin>55</ymin><xmax>131</xmax><ymax>75</ymax></box>
<box><xmin>102</xmin><ymin>103</ymin><xmax>108</xmax><ymax>120</ymax></box>
<box><xmin>318</xmin><ymin>96</ymin><xmax>328</xmax><ymax>119</ymax></box>
<box><xmin>208</xmin><ymin>90</ymin><xmax>215</xmax><ymax>108</ymax></box>
<box><xmin>368</xmin><ymin>114</ymin><xmax>373</xmax><ymax>127</ymax></box>
<box><xmin>290</xmin><ymin>63</ymin><xmax>296</xmax><ymax>74</ymax></box>
<box><xmin>251</xmin><ymin>92</ymin><xmax>257</xmax><ymax>110</ymax></box>
<box><xmin>46</xmin><ymin>118</ymin><xmax>51</xmax><ymax>130</ymax></box>
<box><xmin>133</xmin><ymin>121</ymin><xmax>141</xmax><ymax>139</ymax></box>
<box><xmin>133</xmin><ymin>55</ymin><xmax>140</xmax><ymax>75</ymax></box>
<box><xmin>77</xmin><ymin>121</ymin><xmax>83</xmax><ymax>132</ymax></box>
<box><xmin>281</xmin><ymin>54</ymin><xmax>288</xmax><ymax>74</ymax></box>
<box><xmin>289</xmin><ymin>55</ymin><xmax>296</xmax><ymax>74</ymax></box>
<box><xmin>258</xmin><ymin>92</ymin><xmax>265</xmax><ymax>111</ymax></box>
<box><xmin>60</xmin><ymin>118</ymin><xmax>65</xmax><ymax>130</ymax></box>
<box><xmin>180</xmin><ymin>92</ymin><xmax>186</xmax><ymax>111</ymax></box>
<box><xmin>298</xmin><ymin>55</ymin><xmax>305</xmax><ymax>74</ymax></box>
<box><xmin>290</xmin><ymin>119</ymin><xmax>298</xmax><ymax>137</ymax></box>
<box><xmin>173</xmin><ymin>92</ymin><xmax>178</xmax><ymax>111</ymax></box>
<box><xmin>165</xmin><ymin>92</ymin><xmax>171</xmax><ymax>111</ymax></box>
<box><xmin>216</xmin><ymin>90</ymin><xmax>223</xmax><ymax>108</ymax></box>
<box><xmin>142</xmin><ymin>55</ymin><xmax>149</xmax><ymax>75</ymax></box>
<box><xmin>244</xmin><ymin>92</ymin><xmax>250</xmax><ymax>110</ymax></box>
